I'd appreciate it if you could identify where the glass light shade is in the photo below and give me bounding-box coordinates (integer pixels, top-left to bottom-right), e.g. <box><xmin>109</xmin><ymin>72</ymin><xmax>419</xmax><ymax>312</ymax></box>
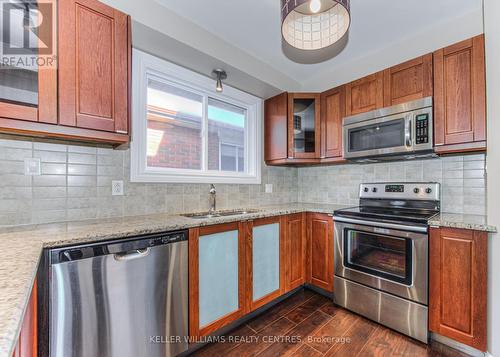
<box><xmin>281</xmin><ymin>0</ymin><xmax>351</xmax><ymax>63</ymax></box>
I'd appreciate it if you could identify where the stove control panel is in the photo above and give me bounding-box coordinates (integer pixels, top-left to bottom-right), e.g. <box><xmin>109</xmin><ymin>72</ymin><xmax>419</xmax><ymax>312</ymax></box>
<box><xmin>360</xmin><ymin>182</ymin><xmax>440</xmax><ymax>201</ymax></box>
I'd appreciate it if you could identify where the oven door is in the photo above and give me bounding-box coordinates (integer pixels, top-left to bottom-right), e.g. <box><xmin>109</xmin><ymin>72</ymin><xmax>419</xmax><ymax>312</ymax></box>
<box><xmin>343</xmin><ymin>113</ymin><xmax>413</xmax><ymax>159</ymax></box>
<box><xmin>334</xmin><ymin>219</ymin><xmax>428</xmax><ymax>305</ymax></box>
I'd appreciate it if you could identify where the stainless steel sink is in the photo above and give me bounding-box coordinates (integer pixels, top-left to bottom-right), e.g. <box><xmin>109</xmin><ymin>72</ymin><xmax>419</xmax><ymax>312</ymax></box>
<box><xmin>182</xmin><ymin>209</ymin><xmax>260</xmax><ymax>219</ymax></box>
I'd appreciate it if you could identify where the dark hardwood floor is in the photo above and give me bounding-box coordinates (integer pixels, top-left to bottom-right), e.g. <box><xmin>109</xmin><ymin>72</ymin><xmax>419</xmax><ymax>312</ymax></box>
<box><xmin>191</xmin><ymin>289</ymin><xmax>469</xmax><ymax>357</ymax></box>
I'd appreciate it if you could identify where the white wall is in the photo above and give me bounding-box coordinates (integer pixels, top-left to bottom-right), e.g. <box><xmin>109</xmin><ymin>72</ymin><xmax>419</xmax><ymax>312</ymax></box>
<box><xmin>302</xmin><ymin>6</ymin><xmax>484</xmax><ymax>92</ymax></box>
<box><xmin>484</xmin><ymin>0</ymin><xmax>500</xmax><ymax>355</ymax></box>
<box><xmin>100</xmin><ymin>0</ymin><xmax>301</xmax><ymax>94</ymax></box>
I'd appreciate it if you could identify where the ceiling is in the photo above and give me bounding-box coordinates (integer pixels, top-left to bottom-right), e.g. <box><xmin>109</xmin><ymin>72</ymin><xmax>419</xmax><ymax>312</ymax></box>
<box><xmin>104</xmin><ymin>0</ymin><xmax>484</xmax><ymax>96</ymax></box>
<box><xmin>153</xmin><ymin>0</ymin><xmax>483</xmax><ymax>92</ymax></box>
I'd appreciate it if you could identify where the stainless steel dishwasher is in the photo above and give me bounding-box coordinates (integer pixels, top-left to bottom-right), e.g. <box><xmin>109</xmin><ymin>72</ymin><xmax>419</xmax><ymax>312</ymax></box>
<box><xmin>49</xmin><ymin>231</ymin><xmax>189</xmax><ymax>357</ymax></box>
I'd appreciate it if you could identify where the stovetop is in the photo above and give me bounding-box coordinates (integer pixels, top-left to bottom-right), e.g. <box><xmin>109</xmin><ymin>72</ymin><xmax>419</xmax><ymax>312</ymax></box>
<box><xmin>334</xmin><ymin>206</ymin><xmax>439</xmax><ymax>226</ymax></box>
<box><xmin>333</xmin><ymin>182</ymin><xmax>441</xmax><ymax>227</ymax></box>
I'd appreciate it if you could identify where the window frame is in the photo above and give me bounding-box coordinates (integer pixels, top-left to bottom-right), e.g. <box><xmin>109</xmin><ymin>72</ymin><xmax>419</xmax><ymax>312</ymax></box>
<box><xmin>219</xmin><ymin>142</ymin><xmax>245</xmax><ymax>172</ymax></box>
<box><xmin>131</xmin><ymin>49</ymin><xmax>262</xmax><ymax>184</ymax></box>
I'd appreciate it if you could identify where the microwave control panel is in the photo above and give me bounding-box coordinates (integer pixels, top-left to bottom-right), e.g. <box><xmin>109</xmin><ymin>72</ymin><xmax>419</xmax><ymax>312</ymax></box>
<box><xmin>415</xmin><ymin>114</ymin><xmax>429</xmax><ymax>144</ymax></box>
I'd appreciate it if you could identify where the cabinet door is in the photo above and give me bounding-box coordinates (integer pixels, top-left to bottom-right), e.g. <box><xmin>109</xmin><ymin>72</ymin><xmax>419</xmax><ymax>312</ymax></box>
<box><xmin>264</xmin><ymin>93</ymin><xmax>288</xmax><ymax>162</ymax></box>
<box><xmin>11</xmin><ymin>281</ymin><xmax>37</xmax><ymax>357</ymax></box>
<box><xmin>429</xmin><ymin>228</ymin><xmax>487</xmax><ymax>351</ymax></box>
<box><xmin>307</xmin><ymin>213</ymin><xmax>334</xmax><ymax>292</ymax></box>
<box><xmin>288</xmin><ymin>93</ymin><xmax>321</xmax><ymax>159</ymax></box>
<box><xmin>284</xmin><ymin>213</ymin><xmax>306</xmax><ymax>292</ymax></box>
<box><xmin>345</xmin><ymin>72</ymin><xmax>384</xmax><ymax>116</ymax></box>
<box><xmin>433</xmin><ymin>35</ymin><xmax>486</xmax><ymax>153</ymax></box>
<box><xmin>189</xmin><ymin>223</ymin><xmax>245</xmax><ymax>337</ymax></box>
<box><xmin>245</xmin><ymin>216</ymin><xmax>285</xmax><ymax>311</ymax></box>
<box><xmin>59</xmin><ymin>0</ymin><xmax>129</xmax><ymax>133</ymax></box>
<box><xmin>321</xmin><ymin>86</ymin><xmax>345</xmax><ymax>159</ymax></box>
<box><xmin>0</xmin><ymin>0</ymin><xmax>57</xmax><ymax>124</ymax></box>
<box><xmin>383</xmin><ymin>54</ymin><xmax>433</xmax><ymax>107</ymax></box>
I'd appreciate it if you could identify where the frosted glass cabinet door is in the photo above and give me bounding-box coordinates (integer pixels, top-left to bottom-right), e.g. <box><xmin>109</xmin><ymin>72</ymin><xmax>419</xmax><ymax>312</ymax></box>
<box><xmin>198</xmin><ymin>229</ymin><xmax>239</xmax><ymax>327</ymax></box>
<box><xmin>252</xmin><ymin>223</ymin><xmax>280</xmax><ymax>301</ymax></box>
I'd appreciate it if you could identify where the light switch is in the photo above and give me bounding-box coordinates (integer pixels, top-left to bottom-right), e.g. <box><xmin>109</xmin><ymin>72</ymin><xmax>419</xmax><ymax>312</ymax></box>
<box><xmin>24</xmin><ymin>158</ymin><xmax>41</xmax><ymax>176</ymax></box>
<box><xmin>112</xmin><ymin>180</ymin><xmax>124</xmax><ymax>196</ymax></box>
<box><xmin>265</xmin><ymin>184</ymin><xmax>273</xmax><ymax>193</ymax></box>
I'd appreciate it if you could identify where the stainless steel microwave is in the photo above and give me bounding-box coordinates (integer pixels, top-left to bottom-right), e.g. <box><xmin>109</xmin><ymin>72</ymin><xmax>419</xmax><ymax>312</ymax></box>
<box><xmin>343</xmin><ymin>97</ymin><xmax>434</xmax><ymax>161</ymax></box>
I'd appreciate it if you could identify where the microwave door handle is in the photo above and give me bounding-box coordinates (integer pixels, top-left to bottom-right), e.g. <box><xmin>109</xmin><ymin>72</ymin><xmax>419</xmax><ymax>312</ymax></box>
<box><xmin>405</xmin><ymin>115</ymin><xmax>412</xmax><ymax>148</ymax></box>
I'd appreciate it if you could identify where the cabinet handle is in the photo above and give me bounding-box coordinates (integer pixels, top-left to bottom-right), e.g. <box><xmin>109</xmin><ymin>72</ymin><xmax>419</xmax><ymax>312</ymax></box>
<box><xmin>116</xmin><ymin>130</ymin><xmax>128</xmax><ymax>134</ymax></box>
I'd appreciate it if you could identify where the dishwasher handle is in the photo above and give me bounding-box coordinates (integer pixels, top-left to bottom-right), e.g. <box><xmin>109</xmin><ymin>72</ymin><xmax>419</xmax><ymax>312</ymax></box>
<box><xmin>114</xmin><ymin>248</ymin><xmax>151</xmax><ymax>261</ymax></box>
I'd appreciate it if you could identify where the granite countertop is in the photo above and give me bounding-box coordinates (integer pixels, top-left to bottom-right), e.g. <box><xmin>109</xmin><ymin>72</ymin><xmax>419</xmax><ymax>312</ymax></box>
<box><xmin>0</xmin><ymin>203</ymin><xmax>495</xmax><ymax>357</ymax></box>
<box><xmin>0</xmin><ymin>203</ymin><xmax>344</xmax><ymax>357</ymax></box>
<box><xmin>428</xmin><ymin>212</ymin><xmax>497</xmax><ymax>233</ymax></box>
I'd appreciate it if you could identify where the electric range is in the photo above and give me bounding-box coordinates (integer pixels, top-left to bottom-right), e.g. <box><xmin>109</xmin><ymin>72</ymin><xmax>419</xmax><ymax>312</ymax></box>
<box><xmin>333</xmin><ymin>182</ymin><xmax>440</xmax><ymax>344</ymax></box>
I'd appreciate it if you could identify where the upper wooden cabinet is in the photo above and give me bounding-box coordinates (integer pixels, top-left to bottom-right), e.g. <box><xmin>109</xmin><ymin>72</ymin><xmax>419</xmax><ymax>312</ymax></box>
<box><xmin>264</xmin><ymin>92</ymin><xmax>321</xmax><ymax>165</ymax></box>
<box><xmin>433</xmin><ymin>35</ymin><xmax>486</xmax><ymax>153</ymax></box>
<box><xmin>321</xmin><ymin>86</ymin><xmax>345</xmax><ymax>160</ymax></box>
<box><xmin>429</xmin><ymin>227</ymin><xmax>487</xmax><ymax>351</ymax></box>
<box><xmin>59</xmin><ymin>0</ymin><xmax>130</xmax><ymax>134</ymax></box>
<box><xmin>0</xmin><ymin>0</ymin><xmax>57</xmax><ymax>125</ymax></box>
<box><xmin>306</xmin><ymin>213</ymin><xmax>334</xmax><ymax>292</ymax></box>
<box><xmin>345</xmin><ymin>72</ymin><xmax>384</xmax><ymax>116</ymax></box>
<box><xmin>264</xmin><ymin>93</ymin><xmax>288</xmax><ymax>162</ymax></box>
<box><xmin>288</xmin><ymin>93</ymin><xmax>321</xmax><ymax>159</ymax></box>
<box><xmin>383</xmin><ymin>54</ymin><xmax>433</xmax><ymax>107</ymax></box>
<box><xmin>0</xmin><ymin>0</ymin><xmax>130</xmax><ymax>146</ymax></box>
<box><xmin>264</xmin><ymin>35</ymin><xmax>486</xmax><ymax>165</ymax></box>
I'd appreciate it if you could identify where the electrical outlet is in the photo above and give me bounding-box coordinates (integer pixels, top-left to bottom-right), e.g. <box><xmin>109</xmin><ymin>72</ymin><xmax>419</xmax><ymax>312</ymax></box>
<box><xmin>265</xmin><ymin>184</ymin><xmax>273</xmax><ymax>193</ymax></box>
<box><xmin>111</xmin><ymin>180</ymin><xmax>124</xmax><ymax>196</ymax></box>
<box><xmin>24</xmin><ymin>158</ymin><xmax>41</xmax><ymax>176</ymax></box>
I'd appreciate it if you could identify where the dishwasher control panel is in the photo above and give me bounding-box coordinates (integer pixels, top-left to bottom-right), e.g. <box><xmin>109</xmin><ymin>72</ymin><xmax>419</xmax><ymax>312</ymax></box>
<box><xmin>51</xmin><ymin>230</ymin><xmax>188</xmax><ymax>263</ymax></box>
<box><xmin>155</xmin><ymin>232</ymin><xmax>187</xmax><ymax>245</ymax></box>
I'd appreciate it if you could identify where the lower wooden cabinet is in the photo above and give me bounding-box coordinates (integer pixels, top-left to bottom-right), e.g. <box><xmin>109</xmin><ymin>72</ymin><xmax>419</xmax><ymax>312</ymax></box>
<box><xmin>429</xmin><ymin>227</ymin><xmax>487</xmax><ymax>351</ymax></box>
<box><xmin>245</xmin><ymin>216</ymin><xmax>286</xmax><ymax>312</ymax></box>
<box><xmin>188</xmin><ymin>213</ymin><xmax>337</xmax><ymax>337</ymax></box>
<box><xmin>188</xmin><ymin>222</ymin><xmax>246</xmax><ymax>337</ymax></box>
<box><xmin>12</xmin><ymin>282</ymin><xmax>37</xmax><ymax>357</ymax></box>
<box><xmin>284</xmin><ymin>213</ymin><xmax>307</xmax><ymax>292</ymax></box>
<box><xmin>306</xmin><ymin>213</ymin><xmax>334</xmax><ymax>292</ymax></box>
<box><xmin>189</xmin><ymin>217</ymin><xmax>289</xmax><ymax>336</ymax></box>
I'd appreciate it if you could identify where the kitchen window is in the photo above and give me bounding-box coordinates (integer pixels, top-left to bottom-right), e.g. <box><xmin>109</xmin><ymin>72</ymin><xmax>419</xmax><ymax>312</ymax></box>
<box><xmin>219</xmin><ymin>143</ymin><xmax>244</xmax><ymax>172</ymax></box>
<box><xmin>131</xmin><ymin>50</ymin><xmax>262</xmax><ymax>184</ymax></box>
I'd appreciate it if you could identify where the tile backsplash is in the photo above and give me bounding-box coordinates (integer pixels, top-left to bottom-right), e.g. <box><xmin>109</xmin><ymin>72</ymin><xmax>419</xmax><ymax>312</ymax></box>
<box><xmin>0</xmin><ymin>134</ymin><xmax>487</xmax><ymax>227</ymax></box>
<box><xmin>298</xmin><ymin>154</ymin><xmax>487</xmax><ymax>215</ymax></box>
<box><xmin>0</xmin><ymin>136</ymin><xmax>298</xmax><ymax>226</ymax></box>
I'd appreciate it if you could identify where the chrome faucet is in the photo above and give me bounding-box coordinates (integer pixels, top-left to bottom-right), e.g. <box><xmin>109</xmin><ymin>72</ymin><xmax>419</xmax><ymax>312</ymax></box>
<box><xmin>208</xmin><ymin>184</ymin><xmax>216</xmax><ymax>214</ymax></box>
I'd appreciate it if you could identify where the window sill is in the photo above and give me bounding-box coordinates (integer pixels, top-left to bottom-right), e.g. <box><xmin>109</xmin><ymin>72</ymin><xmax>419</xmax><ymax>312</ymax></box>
<box><xmin>130</xmin><ymin>171</ymin><xmax>262</xmax><ymax>184</ymax></box>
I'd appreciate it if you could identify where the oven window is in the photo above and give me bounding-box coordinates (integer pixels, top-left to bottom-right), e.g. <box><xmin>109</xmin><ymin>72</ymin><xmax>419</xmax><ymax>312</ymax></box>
<box><xmin>348</xmin><ymin>118</ymin><xmax>405</xmax><ymax>152</ymax></box>
<box><xmin>344</xmin><ymin>229</ymin><xmax>412</xmax><ymax>285</ymax></box>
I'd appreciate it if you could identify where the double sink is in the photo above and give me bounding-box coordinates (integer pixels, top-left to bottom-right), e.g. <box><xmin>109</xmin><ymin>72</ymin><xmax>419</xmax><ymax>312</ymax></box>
<box><xmin>182</xmin><ymin>209</ymin><xmax>261</xmax><ymax>219</ymax></box>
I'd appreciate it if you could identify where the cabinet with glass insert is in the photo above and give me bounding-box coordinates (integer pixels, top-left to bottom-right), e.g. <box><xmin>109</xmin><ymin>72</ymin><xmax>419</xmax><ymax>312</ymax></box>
<box><xmin>288</xmin><ymin>93</ymin><xmax>321</xmax><ymax>160</ymax></box>
<box><xmin>0</xmin><ymin>0</ymin><xmax>130</xmax><ymax>145</ymax></box>
<box><xmin>0</xmin><ymin>0</ymin><xmax>57</xmax><ymax>123</ymax></box>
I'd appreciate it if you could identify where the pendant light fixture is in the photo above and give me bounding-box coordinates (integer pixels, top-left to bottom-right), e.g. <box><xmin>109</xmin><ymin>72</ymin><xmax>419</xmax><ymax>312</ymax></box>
<box><xmin>212</xmin><ymin>69</ymin><xmax>227</xmax><ymax>93</ymax></box>
<box><xmin>281</xmin><ymin>0</ymin><xmax>351</xmax><ymax>64</ymax></box>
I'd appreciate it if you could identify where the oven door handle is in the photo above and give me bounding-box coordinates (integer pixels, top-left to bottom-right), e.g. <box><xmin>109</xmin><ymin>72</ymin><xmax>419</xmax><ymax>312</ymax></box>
<box><xmin>333</xmin><ymin>216</ymin><xmax>428</xmax><ymax>233</ymax></box>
